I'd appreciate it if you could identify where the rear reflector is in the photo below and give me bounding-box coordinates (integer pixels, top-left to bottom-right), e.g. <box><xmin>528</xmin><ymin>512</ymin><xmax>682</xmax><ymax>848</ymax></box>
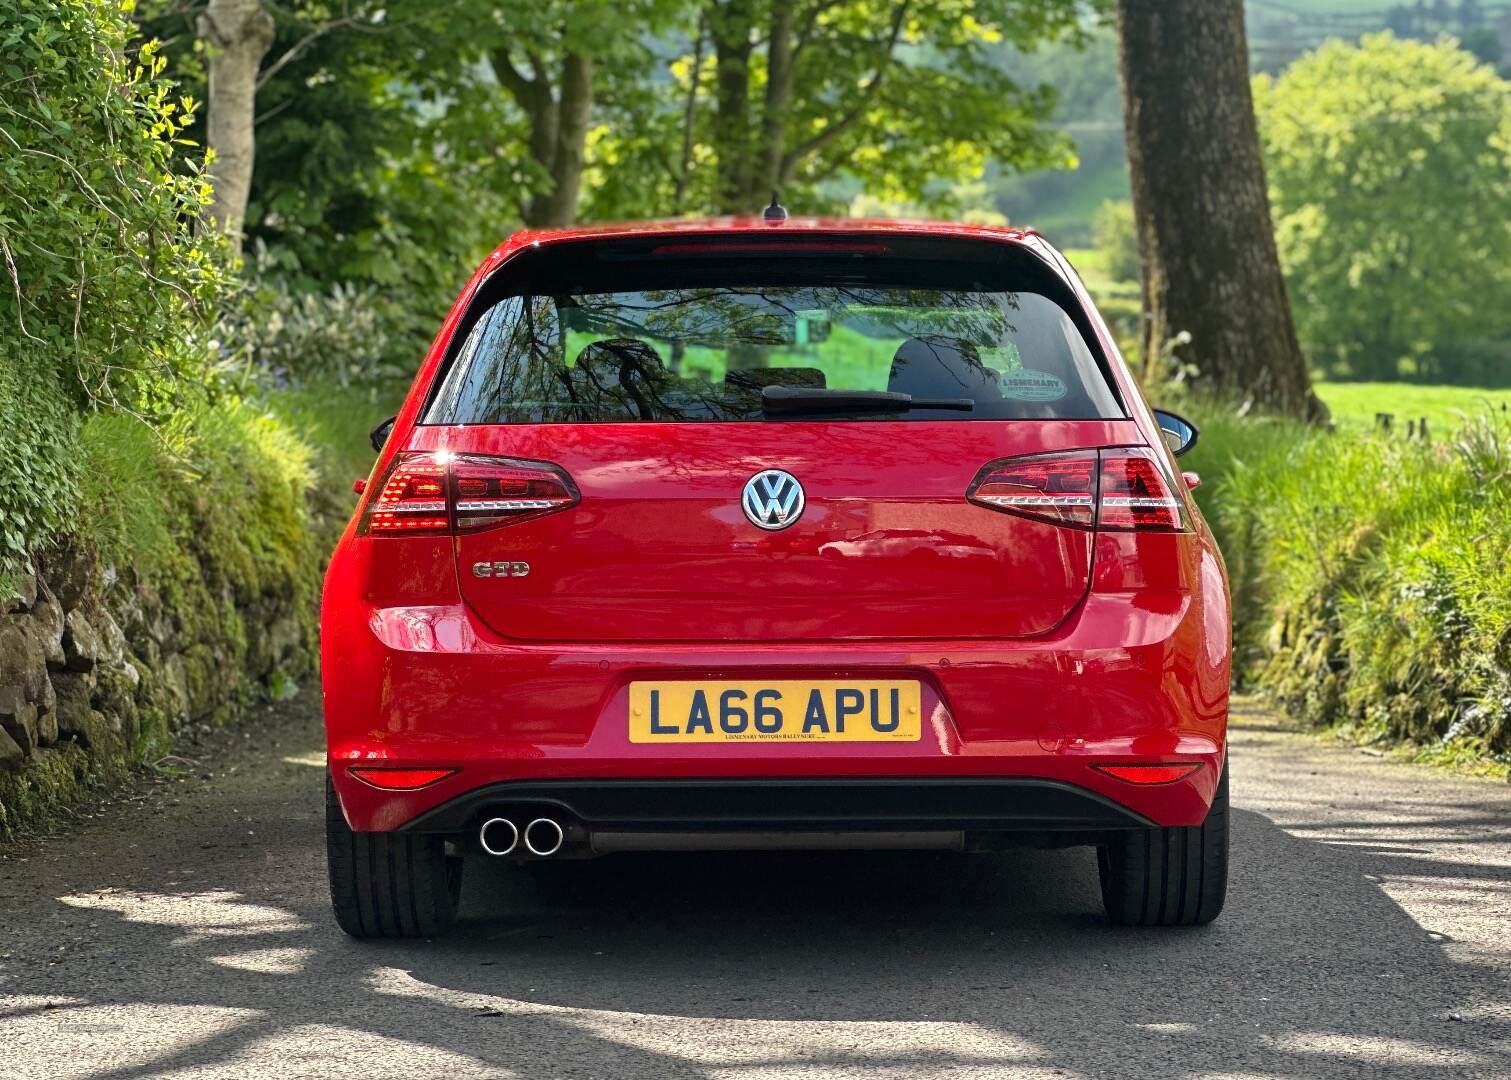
<box><xmin>348</xmin><ymin>767</ymin><xmax>458</xmax><ymax>790</ymax></box>
<box><xmin>1093</xmin><ymin>763</ymin><xmax>1201</xmax><ymax>785</ymax></box>
<box><xmin>967</xmin><ymin>447</ymin><xmax>1186</xmax><ymax>532</ymax></box>
<box><xmin>359</xmin><ymin>452</ymin><xmax>579</xmax><ymax>536</ymax></box>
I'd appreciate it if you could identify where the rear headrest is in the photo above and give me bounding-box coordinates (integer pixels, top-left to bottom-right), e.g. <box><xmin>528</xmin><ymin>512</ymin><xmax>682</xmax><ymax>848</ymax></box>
<box><xmin>726</xmin><ymin>367</ymin><xmax>827</xmax><ymax>390</ymax></box>
<box><xmin>887</xmin><ymin>336</ymin><xmax>1001</xmax><ymax>400</ymax></box>
<box><xmin>572</xmin><ymin>338</ymin><xmax>667</xmax><ymax>380</ymax></box>
<box><xmin>563</xmin><ymin>338</ymin><xmax>672</xmax><ymax>420</ymax></box>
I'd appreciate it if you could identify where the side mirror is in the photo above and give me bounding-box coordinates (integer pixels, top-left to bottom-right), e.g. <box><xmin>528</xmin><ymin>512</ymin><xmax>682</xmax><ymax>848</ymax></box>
<box><xmin>369</xmin><ymin>415</ymin><xmax>397</xmax><ymax>454</ymax></box>
<box><xmin>1152</xmin><ymin>409</ymin><xmax>1199</xmax><ymax>457</ymax></box>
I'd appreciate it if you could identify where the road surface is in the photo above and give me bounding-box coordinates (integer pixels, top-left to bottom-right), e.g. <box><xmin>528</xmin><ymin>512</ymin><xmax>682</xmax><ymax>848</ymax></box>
<box><xmin>1</xmin><ymin>697</ymin><xmax>1508</xmax><ymax>1079</ymax></box>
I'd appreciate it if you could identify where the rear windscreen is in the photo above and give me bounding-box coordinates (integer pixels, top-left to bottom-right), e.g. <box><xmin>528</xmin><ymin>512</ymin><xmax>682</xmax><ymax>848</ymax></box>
<box><xmin>424</xmin><ymin>241</ymin><xmax>1122</xmax><ymax>424</ymax></box>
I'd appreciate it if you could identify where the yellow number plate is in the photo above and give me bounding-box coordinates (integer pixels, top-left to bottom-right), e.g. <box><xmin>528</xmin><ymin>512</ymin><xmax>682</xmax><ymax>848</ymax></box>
<box><xmin>628</xmin><ymin>681</ymin><xmax>922</xmax><ymax>744</ymax></box>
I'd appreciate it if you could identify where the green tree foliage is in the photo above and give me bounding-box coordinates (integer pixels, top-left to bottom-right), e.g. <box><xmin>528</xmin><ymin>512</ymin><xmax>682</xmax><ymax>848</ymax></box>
<box><xmin>588</xmin><ymin>0</ymin><xmax>1092</xmax><ymax>219</ymax></box>
<box><xmin>138</xmin><ymin>0</ymin><xmax>512</xmax><ymax>365</ymax></box>
<box><xmin>1</xmin><ymin>0</ymin><xmax>224</xmax><ymax>415</ymax></box>
<box><xmin>986</xmin><ymin>25</ymin><xmax>1127</xmax><ymax>242</ymax></box>
<box><xmin>140</xmin><ymin>0</ymin><xmax>1105</xmax><ymax>373</ymax></box>
<box><xmin>1253</xmin><ymin>34</ymin><xmax>1511</xmax><ymax>381</ymax></box>
<box><xmin>0</xmin><ymin>1</ymin><xmax>316</xmax><ymax>607</ymax></box>
<box><xmin>0</xmin><ymin>0</ymin><xmax>225</xmax><ymax>579</ymax></box>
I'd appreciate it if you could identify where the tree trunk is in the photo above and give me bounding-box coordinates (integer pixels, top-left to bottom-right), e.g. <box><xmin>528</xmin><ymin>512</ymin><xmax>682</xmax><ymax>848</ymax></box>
<box><xmin>533</xmin><ymin>52</ymin><xmax>592</xmax><ymax>227</ymax></box>
<box><xmin>755</xmin><ymin>0</ymin><xmax>796</xmax><ymax>202</ymax></box>
<box><xmin>489</xmin><ymin>50</ymin><xmax>591</xmax><ymax>228</ymax></box>
<box><xmin>673</xmin><ymin>15</ymin><xmax>708</xmax><ymax>213</ymax></box>
<box><xmin>1114</xmin><ymin>0</ymin><xmax>1325</xmax><ymax>421</ymax></box>
<box><xmin>197</xmin><ymin>0</ymin><xmax>275</xmax><ymax>256</ymax></box>
<box><xmin>708</xmin><ymin>0</ymin><xmax>755</xmax><ymax>214</ymax></box>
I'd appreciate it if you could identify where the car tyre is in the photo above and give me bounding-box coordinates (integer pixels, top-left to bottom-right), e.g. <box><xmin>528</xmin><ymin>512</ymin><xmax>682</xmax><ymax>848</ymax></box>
<box><xmin>326</xmin><ymin>776</ymin><xmax>462</xmax><ymax>939</ymax></box>
<box><xmin>1097</xmin><ymin>762</ymin><xmax>1228</xmax><ymax>927</ymax></box>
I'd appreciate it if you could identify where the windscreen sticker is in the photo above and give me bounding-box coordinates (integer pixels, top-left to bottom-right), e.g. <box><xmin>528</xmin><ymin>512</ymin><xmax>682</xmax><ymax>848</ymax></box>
<box><xmin>999</xmin><ymin>368</ymin><xmax>1067</xmax><ymax>402</ymax></box>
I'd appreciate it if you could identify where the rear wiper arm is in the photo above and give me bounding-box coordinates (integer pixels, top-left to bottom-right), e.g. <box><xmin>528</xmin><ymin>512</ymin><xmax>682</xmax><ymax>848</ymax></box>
<box><xmin>760</xmin><ymin>386</ymin><xmax>975</xmax><ymax>415</ymax></box>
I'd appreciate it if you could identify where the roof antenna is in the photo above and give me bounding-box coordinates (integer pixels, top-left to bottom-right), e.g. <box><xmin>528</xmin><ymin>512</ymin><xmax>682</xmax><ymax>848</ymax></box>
<box><xmin>762</xmin><ymin>191</ymin><xmax>788</xmax><ymax>222</ymax></box>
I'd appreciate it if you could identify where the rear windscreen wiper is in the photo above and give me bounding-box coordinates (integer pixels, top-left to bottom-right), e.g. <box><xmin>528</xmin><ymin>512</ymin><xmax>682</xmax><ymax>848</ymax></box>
<box><xmin>760</xmin><ymin>386</ymin><xmax>975</xmax><ymax>415</ymax></box>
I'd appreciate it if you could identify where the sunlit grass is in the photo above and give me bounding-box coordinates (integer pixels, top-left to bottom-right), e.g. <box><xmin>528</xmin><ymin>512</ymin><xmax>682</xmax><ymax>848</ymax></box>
<box><xmin>1186</xmin><ymin>403</ymin><xmax>1511</xmax><ymax>768</ymax></box>
<box><xmin>265</xmin><ymin>380</ymin><xmax>405</xmax><ymax>546</ymax></box>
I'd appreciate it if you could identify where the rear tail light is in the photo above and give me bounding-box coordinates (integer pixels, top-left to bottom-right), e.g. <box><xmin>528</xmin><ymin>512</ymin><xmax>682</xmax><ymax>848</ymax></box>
<box><xmin>359</xmin><ymin>452</ymin><xmax>578</xmax><ymax>535</ymax></box>
<box><xmin>1098</xmin><ymin>448</ymin><xmax>1184</xmax><ymax>531</ymax></box>
<box><xmin>967</xmin><ymin>447</ymin><xmax>1186</xmax><ymax>532</ymax></box>
<box><xmin>965</xmin><ymin>452</ymin><xmax>1097</xmax><ymax>527</ymax></box>
<box><xmin>363</xmin><ymin>455</ymin><xmax>450</xmax><ymax>534</ymax></box>
<box><xmin>451</xmin><ymin>456</ymin><xmax>578</xmax><ymax>531</ymax></box>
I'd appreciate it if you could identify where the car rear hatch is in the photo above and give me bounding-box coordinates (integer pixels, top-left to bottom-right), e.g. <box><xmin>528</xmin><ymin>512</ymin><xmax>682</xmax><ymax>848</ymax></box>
<box><xmin>395</xmin><ymin>232</ymin><xmax>1139</xmax><ymax>644</ymax></box>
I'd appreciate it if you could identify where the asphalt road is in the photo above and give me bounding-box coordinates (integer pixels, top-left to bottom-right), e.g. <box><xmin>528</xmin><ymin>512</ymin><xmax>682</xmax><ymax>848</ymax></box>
<box><xmin>1</xmin><ymin>697</ymin><xmax>1508</xmax><ymax>1079</ymax></box>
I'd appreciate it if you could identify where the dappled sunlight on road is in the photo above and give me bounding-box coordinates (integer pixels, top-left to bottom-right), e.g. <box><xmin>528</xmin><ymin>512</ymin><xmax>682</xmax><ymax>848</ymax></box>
<box><xmin>207</xmin><ymin>946</ymin><xmax>316</xmax><ymax>975</ymax></box>
<box><xmin>2</xmin><ymin>706</ymin><xmax>1509</xmax><ymax>1079</ymax></box>
<box><xmin>374</xmin><ymin>964</ymin><xmax>1057</xmax><ymax>1076</ymax></box>
<box><xmin>280</xmin><ymin>752</ymin><xmax>327</xmax><ymax>769</ymax></box>
<box><xmin>59</xmin><ymin>889</ymin><xmax>309</xmax><ymax>943</ymax></box>
<box><xmin>1262</xmin><ymin>1032</ymin><xmax>1493</xmax><ymax>1070</ymax></box>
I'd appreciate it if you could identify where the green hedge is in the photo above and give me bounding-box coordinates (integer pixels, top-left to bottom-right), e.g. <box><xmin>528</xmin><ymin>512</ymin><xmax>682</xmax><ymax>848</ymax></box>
<box><xmin>0</xmin><ymin>0</ymin><xmax>229</xmax><ymax>595</ymax></box>
<box><xmin>1185</xmin><ymin>411</ymin><xmax>1511</xmax><ymax>770</ymax></box>
<box><xmin>0</xmin><ymin>1</ymin><xmax>325</xmax><ymax>835</ymax></box>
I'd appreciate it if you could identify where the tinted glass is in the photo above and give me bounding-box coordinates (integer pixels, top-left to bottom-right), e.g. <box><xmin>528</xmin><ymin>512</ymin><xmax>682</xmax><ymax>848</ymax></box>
<box><xmin>425</xmin><ymin>284</ymin><xmax>1121</xmax><ymax>424</ymax></box>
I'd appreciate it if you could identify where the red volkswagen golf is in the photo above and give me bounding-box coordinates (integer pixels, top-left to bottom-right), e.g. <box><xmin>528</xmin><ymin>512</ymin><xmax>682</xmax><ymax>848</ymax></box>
<box><xmin>321</xmin><ymin>215</ymin><xmax>1230</xmax><ymax>938</ymax></box>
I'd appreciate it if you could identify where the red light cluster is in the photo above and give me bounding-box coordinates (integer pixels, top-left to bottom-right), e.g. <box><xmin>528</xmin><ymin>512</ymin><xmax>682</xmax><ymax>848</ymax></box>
<box><xmin>966</xmin><ymin>453</ymin><xmax>1097</xmax><ymax>527</ymax></box>
<box><xmin>359</xmin><ymin>453</ymin><xmax>579</xmax><ymax>536</ymax></box>
<box><xmin>967</xmin><ymin>448</ymin><xmax>1185</xmax><ymax>532</ymax></box>
<box><xmin>451</xmin><ymin>458</ymin><xmax>579</xmax><ymax>532</ymax></box>
<box><xmin>365</xmin><ymin>458</ymin><xmax>449</xmax><ymax>533</ymax></box>
<box><xmin>1099</xmin><ymin>450</ymin><xmax>1183</xmax><ymax>531</ymax></box>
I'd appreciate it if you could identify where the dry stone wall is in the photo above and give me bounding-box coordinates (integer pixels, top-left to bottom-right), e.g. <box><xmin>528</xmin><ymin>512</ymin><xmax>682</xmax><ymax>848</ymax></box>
<box><xmin>0</xmin><ymin>545</ymin><xmax>314</xmax><ymax>836</ymax></box>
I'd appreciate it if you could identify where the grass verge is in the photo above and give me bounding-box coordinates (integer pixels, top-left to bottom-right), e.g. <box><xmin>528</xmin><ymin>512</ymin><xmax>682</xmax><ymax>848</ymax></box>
<box><xmin>1184</xmin><ymin>401</ymin><xmax>1511</xmax><ymax>774</ymax></box>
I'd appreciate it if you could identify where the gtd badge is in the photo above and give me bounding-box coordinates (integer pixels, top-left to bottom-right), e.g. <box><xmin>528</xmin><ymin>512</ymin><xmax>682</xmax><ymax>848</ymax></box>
<box><xmin>472</xmin><ymin>561</ymin><xmax>530</xmax><ymax>578</ymax></box>
<box><xmin>742</xmin><ymin>470</ymin><xmax>805</xmax><ymax>530</ymax></box>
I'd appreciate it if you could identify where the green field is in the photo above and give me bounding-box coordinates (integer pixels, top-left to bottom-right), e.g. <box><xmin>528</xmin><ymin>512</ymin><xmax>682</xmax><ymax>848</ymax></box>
<box><xmin>1059</xmin><ymin>247</ymin><xmax>1137</xmax><ymax>302</ymax></box>
<box><xmin>1316</xmin><ymin>382</ymin><xmax>1511</xmax><ymax>432</ymax></box>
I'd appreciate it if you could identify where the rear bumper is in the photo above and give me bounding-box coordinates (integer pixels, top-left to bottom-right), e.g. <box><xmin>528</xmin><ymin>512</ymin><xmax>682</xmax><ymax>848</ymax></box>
<box><xmin>323</xmin><ymin>611</ymin><xmax>1229</xmax><ymax>834</ymax></box>
<box><xmin>322</xmin><ymin>527</ymin><xmax>1230</xmax><ymax>834</ymax></box>
<box><xmin>397</xmin><ymin>776</ymin><xmax>1158</xmax><ymax>835</ymax></box>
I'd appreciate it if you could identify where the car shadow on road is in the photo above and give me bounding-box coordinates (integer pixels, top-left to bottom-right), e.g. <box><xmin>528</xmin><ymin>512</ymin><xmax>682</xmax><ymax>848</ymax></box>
<box><xmin>5</xmin><ymin>805</ymin><xmax>1509</xmax><ymax>1079</ymax></box>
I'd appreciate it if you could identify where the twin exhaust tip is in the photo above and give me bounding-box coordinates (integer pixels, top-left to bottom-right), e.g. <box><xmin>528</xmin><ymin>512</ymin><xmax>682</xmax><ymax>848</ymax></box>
<box><xmin>524</xmin><ymin>817</ymin><xmax>565</xmax><ymax>857</ymax></box>
<box><xmin>478</xmin><ymin>816</ymin><xmax>564</xmax><ymax>857</ymax></box>
<box><xmin>478</xmin><ymin>817</ymin><xmax>519</xmax><ymax>856</ymax></box>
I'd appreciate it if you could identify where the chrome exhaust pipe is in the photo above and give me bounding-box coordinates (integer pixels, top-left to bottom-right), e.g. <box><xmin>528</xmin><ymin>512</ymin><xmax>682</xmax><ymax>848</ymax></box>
<box><xmin>524</xmin><ymin>817</ymin><xmax>565</xmax><ymax>857</ymax></box>
<box><xmin>478</xmin><ymin>817</ymin><xmax>519</xmax><ymax>856</ymax></box>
